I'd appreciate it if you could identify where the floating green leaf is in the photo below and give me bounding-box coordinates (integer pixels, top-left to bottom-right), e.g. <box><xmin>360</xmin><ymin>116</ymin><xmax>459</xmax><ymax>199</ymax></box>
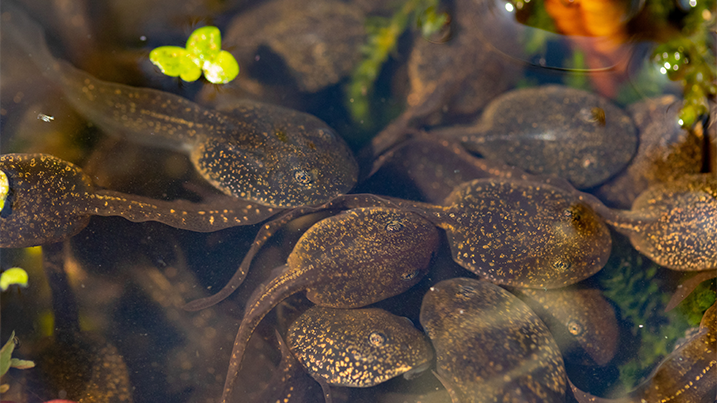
<box><xmin>203</xmin><ymin>50</ymin><xmax>240</xmax><ymax>84</ymax></box>
<box><xmin>0</xmin><ymin>267</ymin><xmax>29</xmax><ymax>291</ymax></box>
<box><xmin>150</xmin><ymin>26</ymin><xmax>239</xmax><ymax>84</ymax></box>
<box><xmin>149</xmin><ymin>46</ymin><xmax>201</xmax><ymax>80</ymax></box>
<box><xmin>186</xmin><ymin>26</ymin><xmax>222</xmax><ymax>62</ymax></box>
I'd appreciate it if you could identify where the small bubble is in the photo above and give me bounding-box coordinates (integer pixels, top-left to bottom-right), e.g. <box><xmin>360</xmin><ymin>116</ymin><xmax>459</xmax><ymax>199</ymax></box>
<box><xmin>37</xmin><ymin>114</ymin><xmax>54</xmax><ymax>123</ymax></box>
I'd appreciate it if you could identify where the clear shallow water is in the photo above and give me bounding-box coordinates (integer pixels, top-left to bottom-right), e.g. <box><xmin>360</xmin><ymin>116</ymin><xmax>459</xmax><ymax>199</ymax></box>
<box><xmin>1</xmin><ymin>0</ymin><xmax>715</xmax><ymax>402</ymax></box>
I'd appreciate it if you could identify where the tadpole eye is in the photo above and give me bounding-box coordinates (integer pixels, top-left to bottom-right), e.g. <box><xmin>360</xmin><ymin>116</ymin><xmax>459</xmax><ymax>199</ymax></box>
<box><xmin>567</xmin><ymin>319</ymin><xmax>584</xmax><ymax>336</ymax></box>
<box><xmin>552</xmin><ymin>259</ymin><xmax>572</xmax><ymax>271</ymax></box>
<box><xmin>385</xmin><ymin>220</ymin><xmax>405</xmax><ymax>232</ymax></box>
<box><xmin>369</xmin><ymin>331</ymin><xmax>388</xmax><ymax>347</ymax></box>
<box><xmin>457</xmin><ymin>285</ymin><xmax>476</xmax><ymax>298</ymax></box>
<box><xmin>563</xmin><ymin>206</ymin><xmax>582</xmax><ymax>222</ymax></box>
<box><xmin>293</xmin><ymin>169</ymin><xmax>313</xmax><ymax>185</ymax></box>
<box><xmin>401</xmin><ymin>270</ymin><xmax>420</xmax><ymax>281</ymax></box>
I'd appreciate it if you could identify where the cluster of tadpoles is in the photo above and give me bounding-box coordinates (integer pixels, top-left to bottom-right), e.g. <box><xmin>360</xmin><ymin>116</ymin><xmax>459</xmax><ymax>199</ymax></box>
<box><xmin>1</xmin><ymin>3</ymin><xmax>716</xmax><ymax>403</ymax></box>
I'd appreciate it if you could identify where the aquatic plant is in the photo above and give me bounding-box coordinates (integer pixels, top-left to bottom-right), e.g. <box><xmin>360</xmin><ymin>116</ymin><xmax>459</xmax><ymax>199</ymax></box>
<box><xmin>0</xmin><ymin>331</ymin><xmax>35</xmax><ymax>393</ymax></box>
<box><xmin>597</xmin><ymin>242</ymin><xmax>714</xmax><ymax>390</ymax></box>
<box><xmin>676</xmin><ymin>277</ymin><xmax>717</xmax><ymax>326</ymax></box>
<box><xmin>0</xmin><ymin>268</ymin><xmax>29</xmax><ymax>291</ymax></box>
<box><xmin>346</xmin><ymin>0</ymin><xmax>448</xmax><ymax>124</ymax></box>
<box><xmin>149</xmin><ymin>26</ymin><xmax>239</xmax><ymax>84</ymax></box>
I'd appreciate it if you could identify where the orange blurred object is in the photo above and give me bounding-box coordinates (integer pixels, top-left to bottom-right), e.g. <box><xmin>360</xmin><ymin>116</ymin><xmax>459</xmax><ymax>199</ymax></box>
<box><xmin>544</xmin><ymin>0</ymin><xmax>633</xmax><ymax>96</ymax></box>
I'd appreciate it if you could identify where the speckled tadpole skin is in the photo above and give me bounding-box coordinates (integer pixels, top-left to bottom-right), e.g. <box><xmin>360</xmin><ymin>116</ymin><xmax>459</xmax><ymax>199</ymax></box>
<box><xmin>3</xmin><ymin>6</ymin><xmax>358</xmax><ymax>208</ymax></box>
<box><xmin>435</xmin><ymin>85</ymin><xmax>638</xmax><ymax>189</ymax></box>
<box><xmin>220</xmin><ymin>207</ymin><xmax>440</xmax><ymax>403</ymax></box>
<box><xmin>420</xmin><ymin>278</ymin><xmax>567</xmax><ymax>403</ymax></box>
<box><xmin>287</xmin><ymin>306</ymin><xmax>434</xmax><ymax>388</ymax></box>
<box><xmin>0</xmin><ymin>154</ymin><xmax>279</xmax><ymax>248</ymax></box>
<box><xmin>607</xmin><ymin>174</ymin><xmax>717</xmax><ymax>271</ymax></box>
<box><xmin>0</xmin><ymin>154</ymin><xmax>93</xmax><ymax>247</ymax></box>
<box><xmin>432</xmin><ymin>178</ymin><xmax>612</xmax><ymax>288</ymax></box>
<box><xmin>571</xmin><ymin>303</ymin><xmax>717</xmax><ymax>403</ymax></box>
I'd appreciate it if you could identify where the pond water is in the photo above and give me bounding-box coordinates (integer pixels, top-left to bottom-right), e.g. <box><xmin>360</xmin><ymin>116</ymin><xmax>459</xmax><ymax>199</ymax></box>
<box><xmin>0</xmin><ymin>0</ymin><xmax>715</xmax><ymax>402</ymax></box>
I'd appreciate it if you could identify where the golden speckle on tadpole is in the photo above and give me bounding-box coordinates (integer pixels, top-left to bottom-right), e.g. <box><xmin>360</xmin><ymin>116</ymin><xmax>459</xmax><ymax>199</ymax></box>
<box><xmin>218</xmin><ymin>207</ymin><xmax>439</xmax><ymax>402</ymax></box>
<box><xmin>287</xmin><ymin>306</ymin><xmax>433</xmax><ymax>387</ymax></box>
<box><xmin>0</xmin><ymin>153</ymin><xmax>279</xmax><ymax>248</ymax></box>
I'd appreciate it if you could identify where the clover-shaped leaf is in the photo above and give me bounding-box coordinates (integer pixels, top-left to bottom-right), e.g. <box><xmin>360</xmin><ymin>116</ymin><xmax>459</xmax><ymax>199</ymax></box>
<box><xmin>149</xmin><ymin>26</ymin><xmax>239</xmax><ymax>84</ymax></box>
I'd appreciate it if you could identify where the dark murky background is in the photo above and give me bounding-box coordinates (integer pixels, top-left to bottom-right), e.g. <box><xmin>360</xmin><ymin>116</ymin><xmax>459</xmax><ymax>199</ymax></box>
<box><xmin>1</xmin><ymin>0</ymin><xmax>715</xmax><ymax>402</ymax></box>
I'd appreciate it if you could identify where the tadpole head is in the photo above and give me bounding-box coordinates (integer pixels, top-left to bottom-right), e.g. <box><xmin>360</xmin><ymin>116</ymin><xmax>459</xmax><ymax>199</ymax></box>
<box><xmin>0</xmin><ymin>154</ymin><xmax>92</xmax><ymax>248</ymax></box>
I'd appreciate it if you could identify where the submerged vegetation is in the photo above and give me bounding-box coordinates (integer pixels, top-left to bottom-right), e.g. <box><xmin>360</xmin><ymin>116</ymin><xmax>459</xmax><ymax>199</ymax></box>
<box><xmin>346</xmin><ymin>0</ymin><xmax>448</xmax><ymax>124</ymax></box>
<box><xmin>598</xmin><ymin>242</ymin><xmax>716</xmax><ymax>390</ymax></box>
<box><xmin>1</xmin><ymin>332</ymin><xmax>35</xmax><ymax>393</ymax></box>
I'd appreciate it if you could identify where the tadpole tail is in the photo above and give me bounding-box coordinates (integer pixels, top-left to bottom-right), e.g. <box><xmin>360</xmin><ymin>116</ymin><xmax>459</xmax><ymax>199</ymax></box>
<box><xmin>86</xmin><ymin>190</ymin><xmax>280</xmax><ymax>231</ymax></box>
<box><xmin>220</xmin><ymin>267</ymin><xmax>309</xmax><ymax>403</ymax></box>
<box><xmin>183</xmin><ymin>194</ymin><xmax>400</xmax><ymax>312</ymax></box>
<box><xmin>183</xmin><ymin>206</ymin><xmax>320</xmax><ymax>312</ymax></box>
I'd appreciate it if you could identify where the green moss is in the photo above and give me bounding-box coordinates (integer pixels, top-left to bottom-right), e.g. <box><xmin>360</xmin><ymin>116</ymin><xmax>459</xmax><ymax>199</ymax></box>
<box><xmin>676</xmin><ymin>278</ymin><xmax>717</xmax><ymax>326</ymax></box>
<box><xmin>597</xmin><ymin>242</ymin><xmax>693</xmax><ymax>390</ymax></box>
<box><xmin>346</xmin><ymin>0</ymin><xmax>448</xmax><ymax>125</ymax></box>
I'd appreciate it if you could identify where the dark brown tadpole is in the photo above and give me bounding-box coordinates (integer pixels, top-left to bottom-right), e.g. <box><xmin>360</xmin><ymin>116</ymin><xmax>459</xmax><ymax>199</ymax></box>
<box><xmin>597</xmin><ymin>174</ymin><xmax>717</xmax><ymax>272</ymax></box>
<box><xmin>419</xmin><ymin>178</ymin><xmax>612</xmax><ymax>289</ymax></box>
<box><xmin>287</xmin><ymin>306</ymin><xmax>434</xmax><ymax>388</ymax></box>
<box><xmin>420</xmin><ymin>277</ymin><xmax>567</xmax><ymax>402</ymax></box>
<box><xmin>513</xmin><ymin>287</ymin><xmax>619</xmax><ymax>366</ymax></box>
<box><xmin>379</xmin><ymin>138</ymin><xmax>714</xmax><ymax>275</ymax></box>
<box><xmin>0</xmin><ymin>153</ymin><xmax>280</xmax><ymax>248</ymax></box>
<box><xmin>432</xmin><ymin>85</ymin><xmax>638</xmax><ymax>189</ymax></box>
<box><xmin>219</xmin><ymin>207</ymin><xmax>440</xmax><ymax>403</ymax></box>
<box><xmin>3</xmin><ymin>5</ymin><xmax>358</xmax><ymax>208</ymax></box>
<box><xmin>571</xmin><ymin>303</ymin><xmax>717</xmax><ymax>403</ymax></box>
